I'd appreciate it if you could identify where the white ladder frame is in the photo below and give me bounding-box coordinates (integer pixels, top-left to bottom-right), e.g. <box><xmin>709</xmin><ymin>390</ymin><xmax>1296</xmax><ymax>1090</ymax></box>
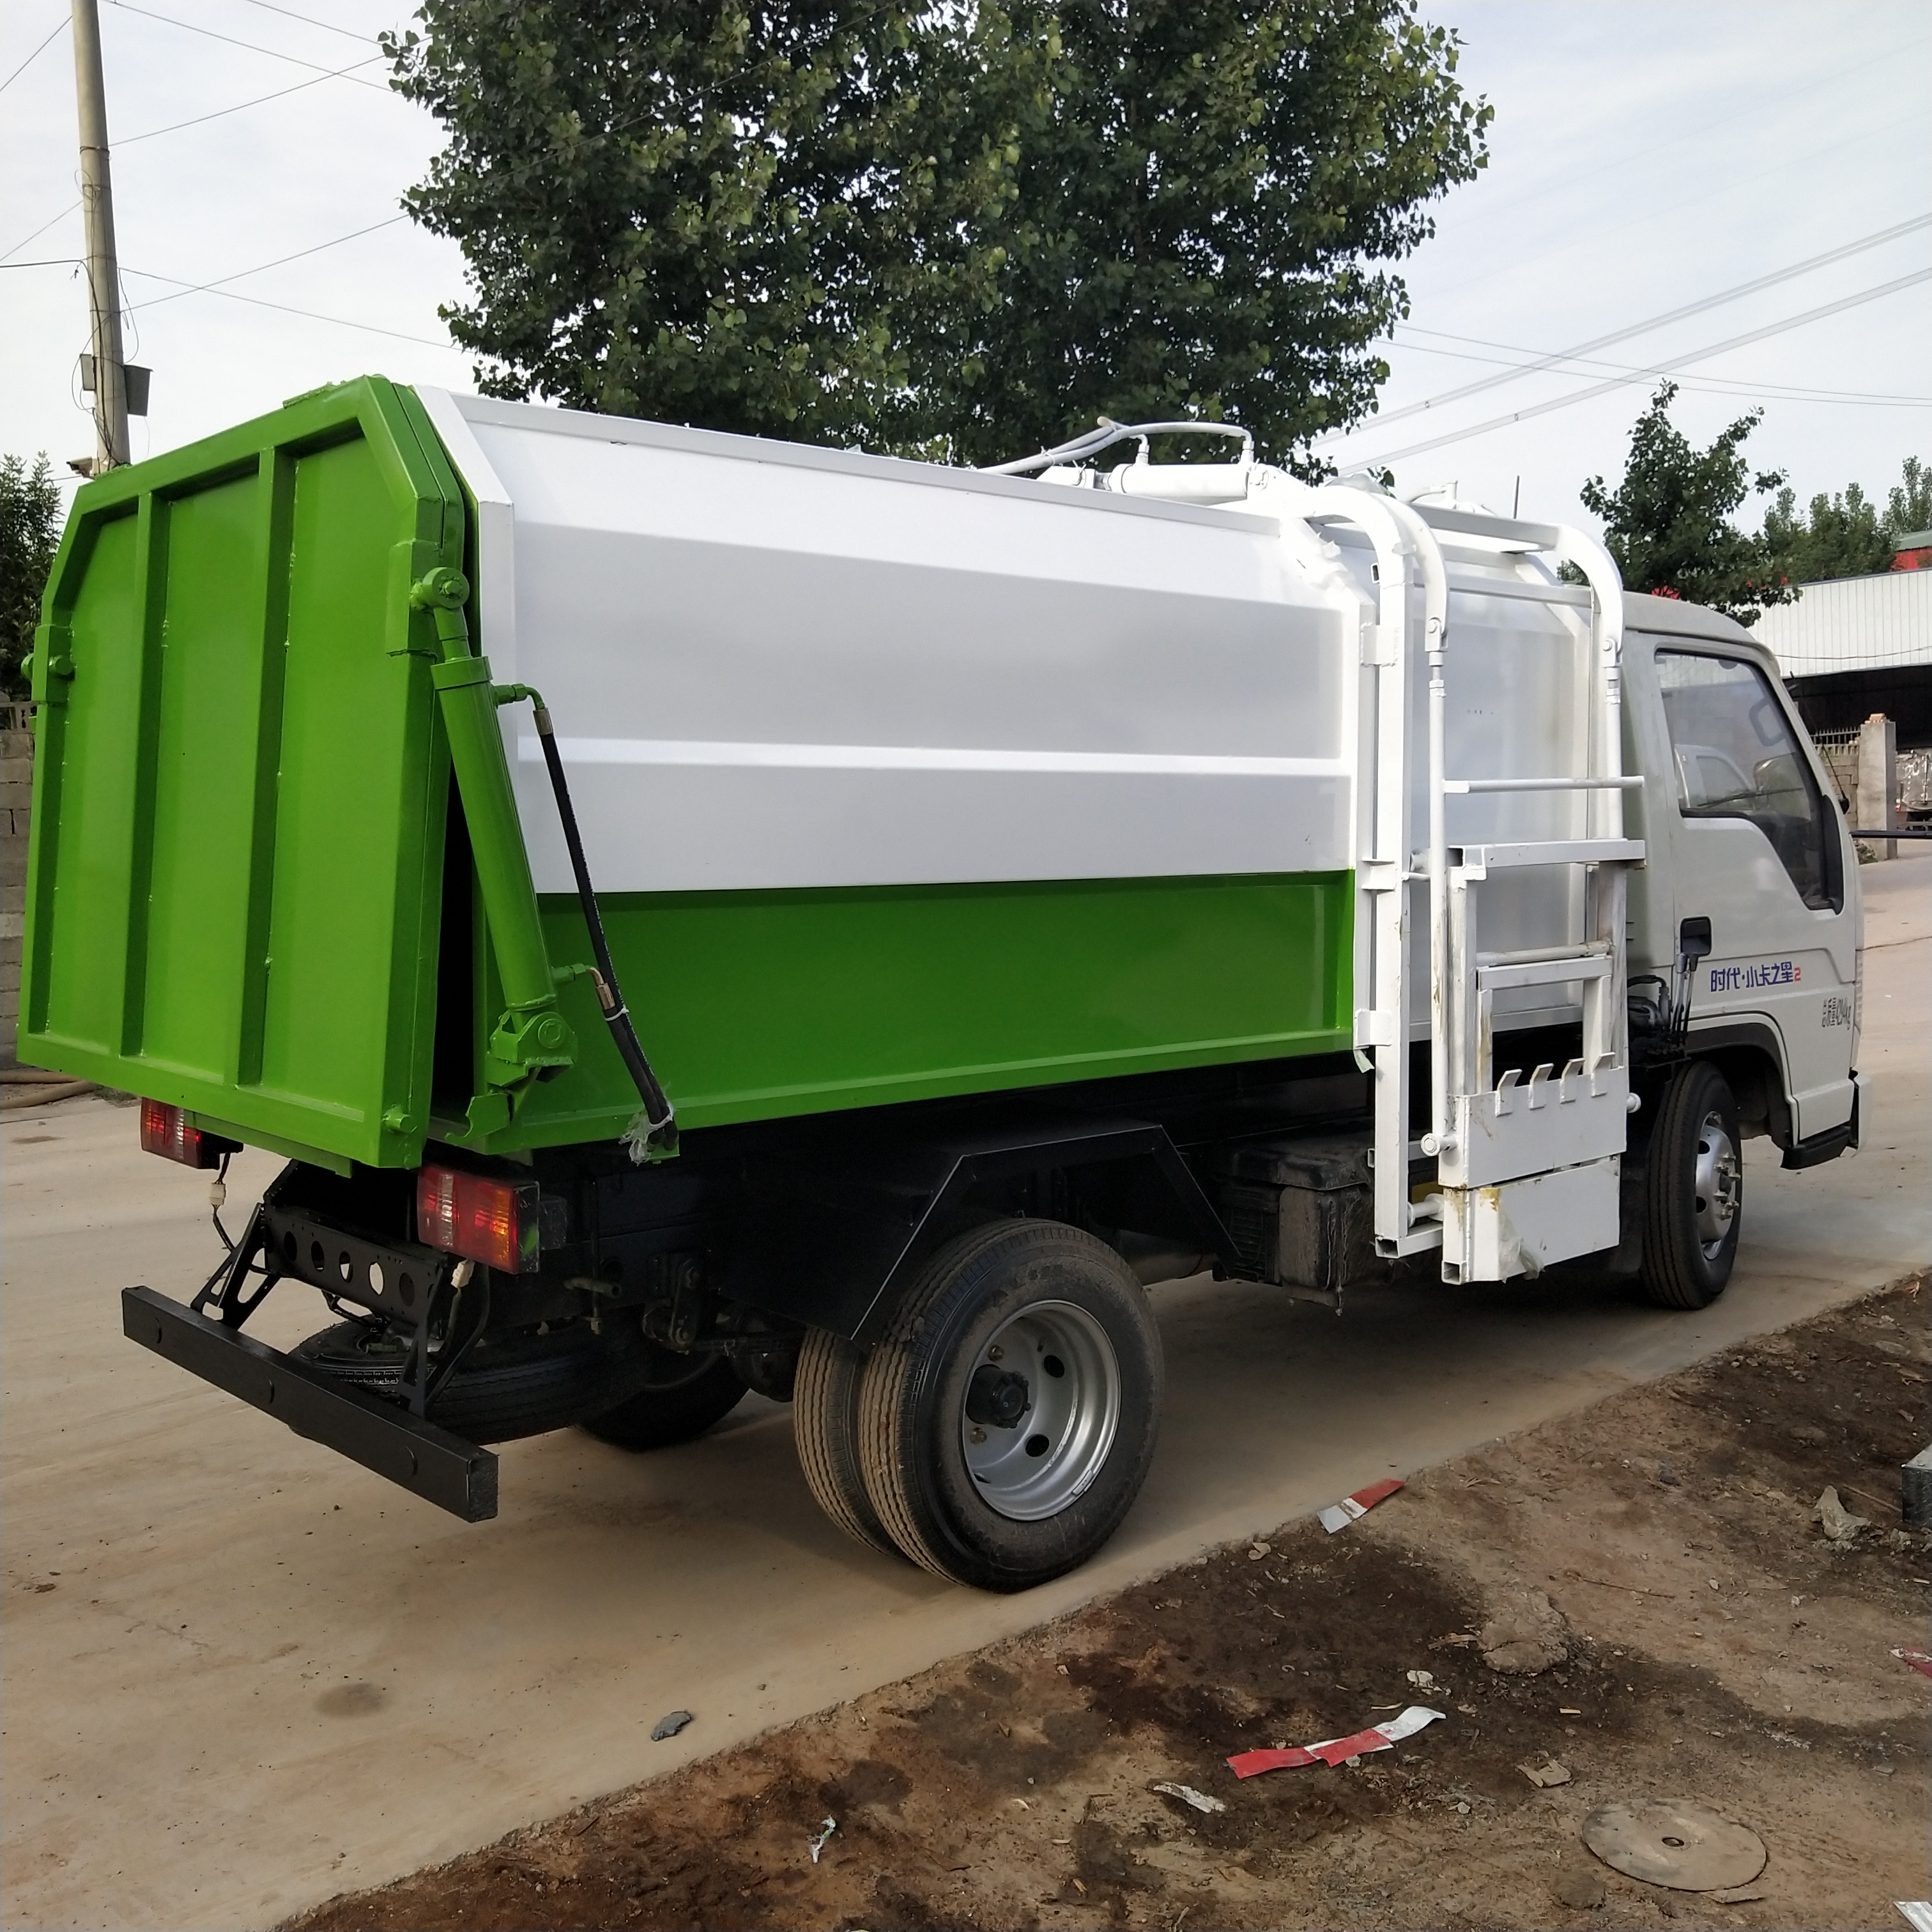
<box><xmin>1298</xmin><ymin>495</ymin><xmax>1645</xmax><ymax>1278</ymax></box>
<box><xmin>1299</xmin><ymin>487</ymin><xmax>1447</xmax><ymax>1259</ymax></box>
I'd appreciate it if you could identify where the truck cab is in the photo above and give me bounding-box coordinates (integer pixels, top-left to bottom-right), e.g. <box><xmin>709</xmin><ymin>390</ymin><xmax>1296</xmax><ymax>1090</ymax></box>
<box><xmin>1622</xmin><ymin>598</ymin><xmax>1861</xmax><ymax>1159</ymax></box>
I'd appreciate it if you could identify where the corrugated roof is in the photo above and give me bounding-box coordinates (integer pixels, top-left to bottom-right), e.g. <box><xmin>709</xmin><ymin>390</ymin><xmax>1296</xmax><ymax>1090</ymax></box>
<box><xmin>1752</xmin><ymin>569</ymin><xmax>1932</xmax><ymax>675</ymax></box>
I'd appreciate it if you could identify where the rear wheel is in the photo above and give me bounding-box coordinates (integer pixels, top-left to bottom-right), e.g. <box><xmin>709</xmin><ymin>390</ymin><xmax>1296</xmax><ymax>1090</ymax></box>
<box><xmin>793</xmin><ymin>1329</ymin><xmax>900</xmax><ymax>1557</ymax></box>
<box><xmin>581</xmin><ymin>1346</ymin><xmax>747</xmax><ymax>1450</ymax></box>
<box><xmin>1640</xmin><ymin>1059</ymin><xmax>1743</xmax><ymax>1309</ymax></box>
<box><xmin>857</xmin><ymin>1220</ymin><xmax>1162</xmax><ymax>1593</ymax></box>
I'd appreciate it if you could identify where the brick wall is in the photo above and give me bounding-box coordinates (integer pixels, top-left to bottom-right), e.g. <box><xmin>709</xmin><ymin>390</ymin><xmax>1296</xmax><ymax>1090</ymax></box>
<box><xmin>1</xmin><ymin>703</ymin><xmax>32</xmax><ymax>1066</ymax></box>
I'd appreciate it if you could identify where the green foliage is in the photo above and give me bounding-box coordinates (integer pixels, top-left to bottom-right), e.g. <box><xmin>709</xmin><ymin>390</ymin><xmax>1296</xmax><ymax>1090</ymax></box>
<box><xmin>916</xmin><ymin>1</ymin><xmax>1492</xmax><ymax>466</ymax></box>
<box><xmin>1</xmin><ymin>453</ymin><xmax>61</xmax><ymax>699</ymax></box>
<box><xmin>1759</xmin><ymin>454</ymin><xmax>1931</xmax><ymax>584</ymax></box>
<box><xmin>1579</xmin><ymin>383</ymin><xmax>1795</xmax><ymax>627</ymax></box>
<box><xmin>385</xmin><ymin>3</ymin><xmax>1038</xmax><ymax>445</ymax></box>
<box><xmin>1769</xmin><ymin>456</ymin><xmax>1932</xmax><ymax>583</ymax></box>
<box><xmin>1761</xmin><ymin>479</ymin><xmax>1889</xmax><ymax>583</ymax></box>
<box><xmin>1884</xmin><ymin>453</ymin><xmax>1931</xmax><ymax>541</ymax></box>
<box><xmin>385</xmin><ymin>1</ymin><xmax>1491</xmax><ymax>467</ymax></box>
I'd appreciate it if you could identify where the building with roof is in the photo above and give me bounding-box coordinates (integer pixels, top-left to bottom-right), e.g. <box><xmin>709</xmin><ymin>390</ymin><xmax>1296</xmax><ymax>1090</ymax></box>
<box><xmin>1757</xmin><ymin>565</ymin><xmax>1932</xmax><ymax>748</ymax></box>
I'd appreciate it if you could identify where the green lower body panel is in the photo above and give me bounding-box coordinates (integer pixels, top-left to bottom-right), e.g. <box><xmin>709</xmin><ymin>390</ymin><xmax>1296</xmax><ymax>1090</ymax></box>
<box><xmin>468</xmin><ymin>871</ymin><xmax>1353</xmax><ymax>1150</ymax></box>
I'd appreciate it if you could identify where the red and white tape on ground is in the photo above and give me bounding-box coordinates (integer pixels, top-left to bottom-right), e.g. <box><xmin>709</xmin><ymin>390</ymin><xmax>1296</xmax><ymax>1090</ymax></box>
<box><xmin>1227</xmin><ymin>1704</ymin><xmax>1445</xmax><ymax>1779</ymax></box>
<box><xmin>1317</xmin><ymin>1476</ymin><xmax>1404</xmax><ymax>1534</ymax></box>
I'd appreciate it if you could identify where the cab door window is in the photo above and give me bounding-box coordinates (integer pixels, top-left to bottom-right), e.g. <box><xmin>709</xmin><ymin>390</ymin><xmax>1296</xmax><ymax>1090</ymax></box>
<box><xmin>1655</xmin><ymin>650</ymin><xmax>1839</xmax><ymax>910</ymax></box>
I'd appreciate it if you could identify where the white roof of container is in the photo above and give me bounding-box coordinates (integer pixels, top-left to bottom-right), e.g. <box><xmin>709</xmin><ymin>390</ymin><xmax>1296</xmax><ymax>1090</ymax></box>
<box><xmin>415</xmin><ymin>388</ymin><xmax>1615</xmax><ymax>908</ymax></box>
<box><xmin>1752</xmin><ymin>568</ymin><xmax>1932</xmax><ymax>677</ymax></box>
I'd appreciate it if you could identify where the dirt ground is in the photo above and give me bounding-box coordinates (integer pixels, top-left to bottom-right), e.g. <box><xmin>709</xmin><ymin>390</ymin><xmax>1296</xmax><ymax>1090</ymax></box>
<box><xmin>290</xmin><ymin>1276</ymin><xmax>1929</xmax><ymax>1932</ymax></box>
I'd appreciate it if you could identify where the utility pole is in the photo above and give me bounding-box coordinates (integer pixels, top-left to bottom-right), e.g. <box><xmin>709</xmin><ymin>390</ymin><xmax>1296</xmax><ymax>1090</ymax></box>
<box><xmin>72</xmin><ymin>0</ymin><xmax>128</xmax><ymax>473</ymax></box>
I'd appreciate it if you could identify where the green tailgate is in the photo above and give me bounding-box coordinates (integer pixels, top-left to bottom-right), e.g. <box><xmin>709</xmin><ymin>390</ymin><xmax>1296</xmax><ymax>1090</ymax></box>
<box><xmin>22</xmin><ymin>378</ymin><xmax>466</xmax><ymax>1170</ymax></box>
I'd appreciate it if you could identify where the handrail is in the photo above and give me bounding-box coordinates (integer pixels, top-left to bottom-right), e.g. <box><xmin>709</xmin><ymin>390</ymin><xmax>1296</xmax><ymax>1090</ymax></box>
<box><xmin>1445</xmin><ymin>776</ymin><xmax>1643</xmax><ymax>793</ymax></box>
<box><xmin>1545</xmin><ymin>522</ymin><xmax>1626</xmax><ymax>842</ymax></box>
<box><xmin>1378</xmin><ymin>498</ymin><xmax>1453</xmax><ymax>1162</ymax></box>
<box><xmin>980</xmin><ymin>418</ymin><xmax>1254</xmax><ymax>477</ymax></box>
<box><xmin>1290</xmin><ymin>484</ymin><xmax>1450</xmax><ymax>1252</ymax></box>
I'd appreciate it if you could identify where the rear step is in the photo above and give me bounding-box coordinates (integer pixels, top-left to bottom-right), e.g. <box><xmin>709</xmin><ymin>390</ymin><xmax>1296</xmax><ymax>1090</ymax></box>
<box><xmin>122</xmin><ymin>1287</ymin><xmax>498</xmax><ymax>1521</ymax></box>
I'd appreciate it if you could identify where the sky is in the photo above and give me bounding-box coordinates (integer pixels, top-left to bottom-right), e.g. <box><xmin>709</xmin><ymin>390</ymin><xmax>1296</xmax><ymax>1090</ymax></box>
<box><xmin>3</xmin><ymin>0</ymin><xmax>1929</xmax><ymax>536</ymax></box>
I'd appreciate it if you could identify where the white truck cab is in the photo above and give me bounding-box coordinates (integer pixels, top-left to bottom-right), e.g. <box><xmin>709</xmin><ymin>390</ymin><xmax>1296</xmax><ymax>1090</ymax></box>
<box><xmin>1621</xmin><ymin>597</ymin><xmax>1862</xmax><ymax>1158</ymax></box>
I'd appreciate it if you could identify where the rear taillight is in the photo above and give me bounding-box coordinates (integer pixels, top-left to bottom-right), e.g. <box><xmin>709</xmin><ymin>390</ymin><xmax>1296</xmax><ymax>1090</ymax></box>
<box><xmin>139</xmin><ymin>1100</ymin><xmax>226</xmax><ymax>1169</ymax></box>
<box><xmin>415</xmin><ymin>1163</ymin><xmax>540</xmax><ymax>1274</ymax></box>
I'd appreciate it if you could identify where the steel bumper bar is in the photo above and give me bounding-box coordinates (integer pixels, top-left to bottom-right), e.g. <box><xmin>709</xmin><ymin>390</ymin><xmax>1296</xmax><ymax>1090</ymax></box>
<box><xmin>122</xmin><ymin>1286</ymin><xmax>498</xmax><ymax>1521</ymax></box>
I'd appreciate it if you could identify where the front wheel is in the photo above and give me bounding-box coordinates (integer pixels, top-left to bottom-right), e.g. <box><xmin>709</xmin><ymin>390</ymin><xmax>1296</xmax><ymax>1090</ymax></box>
<box><xmin>1639</xmin><ymin>1059</ymin><xmax>1743</xmax><ymax>1309</ymax></box>
<box><xmin>857</xmin><ymin>1220</ymin><xmax>1163</xmax><ymax>1592</ymax></box>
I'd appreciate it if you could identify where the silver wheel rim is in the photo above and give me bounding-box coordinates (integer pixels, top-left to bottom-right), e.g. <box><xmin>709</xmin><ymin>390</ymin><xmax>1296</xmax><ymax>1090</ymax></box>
<box><xmin>960</xmin><ymin>1300</ymin><xmax>1121</xmax><ymax>1522</ymax></box>
<box><xmin>1692</xmin><ymin>1110</ymin><xmax>1741</xmax><ymax>1257</ymax></box>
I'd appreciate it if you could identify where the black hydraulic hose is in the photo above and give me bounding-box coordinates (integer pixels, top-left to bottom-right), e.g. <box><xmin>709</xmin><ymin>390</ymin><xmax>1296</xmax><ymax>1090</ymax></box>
<box><xmin>512</xmin><ymin>691</ymin><xmax>678</xmax><ymax>1158</ymax></box>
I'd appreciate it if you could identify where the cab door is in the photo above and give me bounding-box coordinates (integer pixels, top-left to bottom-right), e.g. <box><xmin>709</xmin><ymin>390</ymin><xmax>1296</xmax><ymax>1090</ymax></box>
<box><xmin>1640</xmin><ymin>638</ymin><xmax>1859</xmax><ymax>1142</ymax></box>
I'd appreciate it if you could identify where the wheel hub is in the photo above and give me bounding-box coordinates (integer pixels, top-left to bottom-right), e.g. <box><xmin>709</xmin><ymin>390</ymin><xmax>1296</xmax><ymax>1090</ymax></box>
<box><xmin>1692</xmin><ymin>1111</ymin><xmax>1741</xmax><ymax>1257</ymax></box>
<box><xmin>965</xmin><ymin>1363</ymin><xmax>1033</xmax><ymax>1430</ymax></box>
<box><xmin>960</xmin><ymin>1299</ymin><xmax>1121</xmax><ymax>1522</ymax></box>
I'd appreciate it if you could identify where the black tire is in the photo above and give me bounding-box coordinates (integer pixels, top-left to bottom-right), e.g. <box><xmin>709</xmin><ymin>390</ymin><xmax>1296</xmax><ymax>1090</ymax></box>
<box><xmin>793</xmin><ymin>1329</ymin><xmax>901</xmax><ymax>1558</ymax></box>
<box><xmin>291</xmin><ymin>1319</ymin><xmax>654</xmax><ymax>1444</ymax></box>
<box><xmin>581</xmin><ymin>1347</ymin><xmax>747</xmax><ymax>1450</ymax></box>
<box><xmin>1640</xmin><ymin>1059</ymin><xmax>1744</xmax><ymax>1310</ymax></box>
<box><xmin>857</xmin><ymin>1220</ymin><xmax>1163</xmax><ymax>1593</ymax></box>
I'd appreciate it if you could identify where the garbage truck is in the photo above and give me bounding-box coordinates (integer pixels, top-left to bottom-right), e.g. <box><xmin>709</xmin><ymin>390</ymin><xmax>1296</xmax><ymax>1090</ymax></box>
<box><xmin>21</xmin><ymin>377</ymin><xmax>1864</xmax><ymax>1591</ymax></box>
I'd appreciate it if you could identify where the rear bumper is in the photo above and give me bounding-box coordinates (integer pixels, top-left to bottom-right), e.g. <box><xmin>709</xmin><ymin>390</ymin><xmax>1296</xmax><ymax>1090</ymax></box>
<box><xmin>122</xmin><ymin>1287</ymin><xmax>498</xmax><ymax>1521</ymax></box>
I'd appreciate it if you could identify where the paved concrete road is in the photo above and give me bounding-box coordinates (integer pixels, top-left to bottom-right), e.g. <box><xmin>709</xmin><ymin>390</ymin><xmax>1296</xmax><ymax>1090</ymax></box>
<box><xmin>5</xmin><ymin>854</ymin><xmax>1928</xmax><ymax>1932</ymax></box>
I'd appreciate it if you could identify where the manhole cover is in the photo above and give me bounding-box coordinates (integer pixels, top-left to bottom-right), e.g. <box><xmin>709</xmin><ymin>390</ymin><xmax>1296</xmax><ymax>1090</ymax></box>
<box><xmin>1583</xmin><ymin>1800</ymin><xmax>1766</xmax><ymax>1892</ymax></box>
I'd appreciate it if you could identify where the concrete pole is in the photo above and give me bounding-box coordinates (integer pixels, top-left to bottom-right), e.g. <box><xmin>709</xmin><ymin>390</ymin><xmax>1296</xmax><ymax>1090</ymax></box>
<box><xmin>1857</xmin><ymin>712</ymin><xmax>1897</xmax><ymax>861</ymax></box>
<box><xmin>72</xmin><ymin>0</ymin><xmax>128</xmax><ymax>473</ymax></box>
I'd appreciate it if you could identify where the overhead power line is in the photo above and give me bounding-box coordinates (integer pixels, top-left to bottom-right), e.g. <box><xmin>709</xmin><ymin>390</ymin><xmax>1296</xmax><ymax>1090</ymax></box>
<box><xmin>1326</xmin><ymin>213</ymin><xmax>1932</xmax><ymax>443</ymax></box>
<box><xmin>119</xmin><ymin>264</ymin><xmax>453</xmax><ymax>348</ymax></box>
<box><xmin>121</xmin><ymin>56</ymin><xmax>387</xmax><ymax>142</ymax></box>
<box><xmin>121</xmin><ymin>215</ymin><xmax>406</xmax><ymax>311</ymax></box>
<box><xmin>241</xmin><ymin>0</ymin><xmax>378</xmax><ymax>44</ymax></box>
<box><xmin>4</xmin><ymin>52</ymin><xmax>394</xmax><ymax>270</ymax></box>
<box><xmin>1365</xmin><ymin>268</ymin><xmax>1932</xmax><ymax>466</ymax></box>
<box><xmin>1384</xmin><ymin>325</ymin><xmax>1932</xmax><ymax>410</ymax></box>
<box><xmin>3</xmin><ymin>59</ymin><xmax>387</xmax><ymax>263</ymax></box>
<box><xmin>1</xmin><ymin>200</ymin><xmax>81</xmax><ymax>264</ymax></box>
<box><xmin>1</xmin><ymin>12</ymin><xmax>68</xmax><ymax>94</ymax></box>
<box><xmin>101</xmin><ymin>0</ymin><xmax>392</xmax><ymax>89</ymax></box>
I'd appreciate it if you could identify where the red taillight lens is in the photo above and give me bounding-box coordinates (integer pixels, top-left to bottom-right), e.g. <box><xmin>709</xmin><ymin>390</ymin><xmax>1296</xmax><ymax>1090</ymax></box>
<box><xmin>140</xmin><ymin>1100</ymin><xmax>224</xmax><ymax>1169</ymax></box>
<box><xmin>415</xmin><ymin>1164</ymin><xmax>540</xmax><ymax>1273</ymax></box>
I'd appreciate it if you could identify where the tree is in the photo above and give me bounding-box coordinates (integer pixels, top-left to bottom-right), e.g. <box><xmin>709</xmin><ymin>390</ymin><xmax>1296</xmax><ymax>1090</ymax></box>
<box><xmin>385</xmin><ymin>1</ymin><xmax>1491</xmax><ymax>468</ymax></box>
<box><xmin>1761</xmin><ymin>479</ymin><xmax>1889</xmax><ymax>584</ymax></box>
<box><xmin>1760</xmin><ymin>454</ymin><xmax>1931</xmax><ymax>584</ymax></box>
<box><xmin>1579</xmin><ymin>383</ymin><xmax>1795</xmax><ymax>626</ymax></box>
<box><xmin>385</xmin><ymin>3</ymin><xmax>1041</xmax><ymax>447</ymax></box>
<box><xmin>1884</xmin><ymin>453</ymin><xmax>1931</xmax><ymax>542</ymax></box>
<box><xmin>924</xmin><ymin>1</ymin><xmax>1491</xmax><ymax>467</ymax></box>
<box><xmin>1</xmin><ymin>454</ymin><xmax>62</xmax><ymax>699</ymax></box>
